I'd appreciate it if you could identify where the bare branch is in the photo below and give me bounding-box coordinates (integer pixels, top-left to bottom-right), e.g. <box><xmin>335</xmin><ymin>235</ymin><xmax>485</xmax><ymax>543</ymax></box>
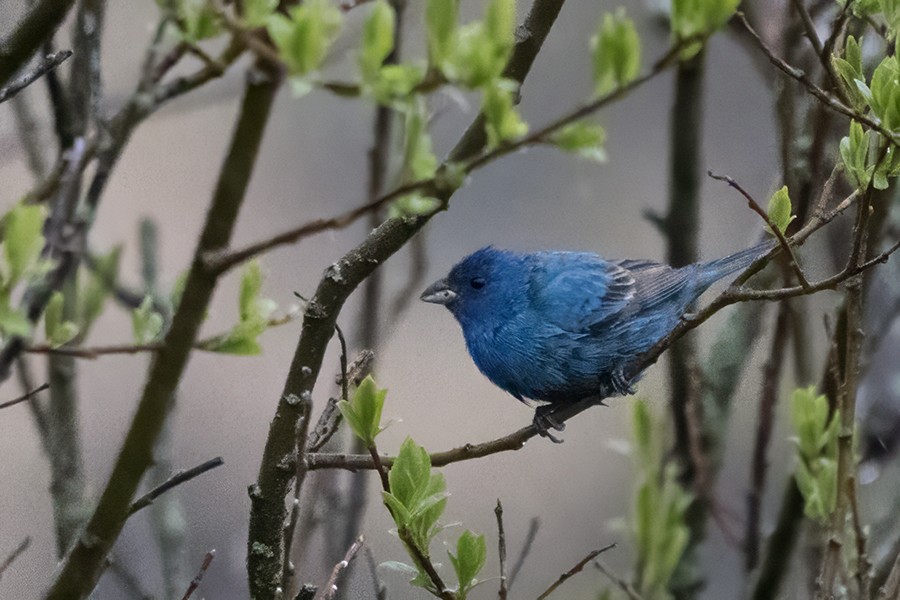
<box><xmin>0</xmin><ymin>537</ymin><xmax>31</xmax><ymax>581</ymax></box>
<box><xmin>595</xmin><ymin>561</ymin><xmax>644</xmax><ymax>600</ymax></box>
<box><xmin>535</xmin><ymin>543</ymin><xmax>616</xmax><ymax>600</ymax></box>
<box><xmin>181</xmin><ymin>550</ymin><xmax>216</xmax><ymax>600</ymax></box>
<box><xmin>0</xmin><ymin>382</ymin><xmax>49</xmax><ymax>410</ymax></box>
<box><xmin>0</xmin><ymin>50</ymin><xmax>72</xmax><ymax>103</ymax></box>
<box><xmin>509</xmin><ymin>517</ymin><xmax>540</xmax><ymax>589</ymax></box>
<box><xmin>319</xmin><ymin>535</ymin><xmax>365</xmax><ymax>600</ymax></box>
<box><xmin>128</xmin><ymin>457</ymin><xmax>225</xmax><ymax>516</ymax></box>
<box><xmin>0</xmin><ymin>0</ymin><xmax>76</xmax><ymax>88</ymax></box>
<box><xmin>495</xmin><ymin>500</ymin><xmax>508</xmax><ymax>600</ymax></box>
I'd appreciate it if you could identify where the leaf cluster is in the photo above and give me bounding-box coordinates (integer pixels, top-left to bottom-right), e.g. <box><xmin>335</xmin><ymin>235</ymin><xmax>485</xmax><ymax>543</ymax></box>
<box><xmin>789</xmin><ymin>386</ymin><xmax>840</xmax><ymax>522</ymax></box>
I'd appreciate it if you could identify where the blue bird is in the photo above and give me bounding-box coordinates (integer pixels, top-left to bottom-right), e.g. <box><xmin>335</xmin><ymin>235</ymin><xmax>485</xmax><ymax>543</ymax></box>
<box><xmin>420</xmin><ymin>242</ymin><xmax>772</xmax><ymax>439</ymax></box>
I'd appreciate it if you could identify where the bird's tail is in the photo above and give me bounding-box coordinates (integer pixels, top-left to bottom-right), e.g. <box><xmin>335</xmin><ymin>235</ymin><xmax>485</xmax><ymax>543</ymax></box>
<box><xmin>696</xmin><ymin>239</ymin><xmax>777</xmax><ymax>290</ymax></box>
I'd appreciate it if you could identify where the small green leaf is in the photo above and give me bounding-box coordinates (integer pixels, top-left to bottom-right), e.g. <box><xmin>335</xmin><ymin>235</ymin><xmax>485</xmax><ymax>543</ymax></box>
<box><xmin>45</xmin><ymin>291</ymin><xmax>79</xmax><ymax>347</ymax></box>
<box><xmin>132</xmin><ymin>296</ymin><xmax>164</xmax><ymax>344</ymax></box>
<box><xmin>242</xmin><ymin>0</ymin><xmax>277</xmax><ymax>28</ymax></box>
<box><xmin>0</xmin><ymin>297</ymin><xmax>31</xmax><ymax>338</ymax></box>
<box><xmin>80</xmin><ymin>246</ymin><xmax>121</xmax><ymax>335</ymax></box>
<box><xmin>449</xmin><ymin>530</ymin><xmax>487</xmax><ymax>599</ymax></box>
<box><xmin>3</xmin><ymin>203</ymin><xmax>46</xmax><ymax>287</ymax></box>
<box><xmin>551</xmin><ymin>122</ymin><xmax>607</xmax><ymax>162</ymax></box>
<box><xmin>426</xmin><ymin>0</ymin><xmax>458</xmax><ymax>67</ymax></box>
<box><xmin>482</xmin><ymin>80</ymin><xmax>528</xmax><ymax>148</ymax></box>
<box><xmin>337</xmin><ymin>375</ymin><xmax>387</xmax><ymax>446</ymax></box>
<box><xmin>369</xmin><ymin>63</ymin><xmax>426</xmax><ymax>104</ymax></box>
<box><xmin>389</xmin><ymin>195</ymin><xmax>441</xmax><ymax>218</ymax></box>
<box><xmin>359</xmin><ymin>0</ymin><xmax>396</xmax><ymax>80</ymax></box>
<box><xmin>766</xmin><ymin>185</ymin><xmax>795</xmax><ymax>235</ymax></box>
<box><xmin>389</xmin><ymin>437</ymin><xmax>432</xmax><ymax>511</ymax></box>
<box><xmin>267</xmin><ymin>0</ymin><xmax>343</xmax><ymax>77</ymax></box>
<box><xmin>592</xmin><ymin>9</ymin><xmax>641</xmax><ymax>96</ymax></box>
<box><xmin>177</xmin><ymin>0</ymin><xmax>221</xmax><ymax>42</ymax></box>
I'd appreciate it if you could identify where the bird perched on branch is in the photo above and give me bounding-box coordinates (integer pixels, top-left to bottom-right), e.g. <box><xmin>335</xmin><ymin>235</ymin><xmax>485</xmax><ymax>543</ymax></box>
<box><xmin>420</xmin><ymin>242</ymin><xmax>773</xmax><ymax>441</ymax></box>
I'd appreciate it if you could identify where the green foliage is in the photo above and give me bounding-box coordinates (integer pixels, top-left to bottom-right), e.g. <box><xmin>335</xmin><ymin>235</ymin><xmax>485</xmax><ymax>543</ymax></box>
<box><xmin>2</xmin><ymin>203</ymin><xmax>45</xmax><ymax>288</ymax></box>
<box><xmin>671</xmin><ymin>0</ymin><xmax>739</xmax><ymax>58</ymax></box>
<box><xmin>199</xmin><ymin>261</ymin><xmax>277</xmax><ymax>354</ymax></box>
<box><xmin>391</xmin><ymin>100</ymin><xmax>441</xmax><ymax>217</ymax></box>
<box><xmin>447</xmin><ymin>0</ymin><xmax>517</xmax><ymax>88</ymax></box>
<box><xmin>132</xmin><ymin>296</ymin><xmax>165</xmax><ymax>344</ymax></box>
<box><xmin>176</xmin><ymin>0</ymin><xmax>221</xmax><ymax>42</ymax></box>
<box><xmin>839</xmin><ymin>120</ymin><xmax>900</xmax><ymax>190</ymax></box>
<box><xmin>242</xmin><ymin>0</ymin><xmax>278</xmax><ymax>28</ymax></box>
<box><xmin>766</xmin><ymin>185</ymin><xmax>795</xmax><ymax>235</ymax></box>
<box><xmin>426</xmin><ymin>0</ymin><xmax>459</xmax><ymax>68</ymax></box>
<box><xmin>551</xmin><ymin>121</ymin><xmax>608</xmax><ymax>162</ymax></box>
<box><xmin>631</xmin><ymin>401</ymin><xmax>692</xmax><ymax>600</ymax></box>
<box><xmin>0</xmin><ymin>297</ymin><xmax>31</xmax><ymax>339</ymax></box>
<box><xmin>359</xmin><ymin>0</ymin><xmax>396</xmax><ymax>81</ymax></box>
<box><xmin>790</xmin><ymin>386</ymin><xmax>839</xmax><ymax>521</ymax></box>
<box><xmin>338</xmin><ymin>375</ymin><xmax>387</xmax><ymax>447</ymax></box>
<box><xmin>881</xmin><ymin>0</ymin><xmax>900</xmax><ymax>33</ymax></box>
<box><xmin>833</xmin><ymin>36</ymin><xmax>868</xmax><ymax>112</ymax></box>
<box><xmin>267</xmin><ymin>0</ymin><xmax>343</xmax><ymax>85</ymax></box>
<box><xmin>592</xmin><ymin>9</ymin><xmax>641</xmax><ymax>96</ymax></box>
<box><xmin>483</xmin><ymin>80</ymin><xmax>528</xmax><ymax>149</ymax></box>
<box><xmin>44</xmin><ymin>292</ymin><xmax>79</xmax><ymax>348</ymax></box>
<box><xmin>448</xmin><ymin>530</ymin><xmax>487</xmax><ymax>600</ymax></box>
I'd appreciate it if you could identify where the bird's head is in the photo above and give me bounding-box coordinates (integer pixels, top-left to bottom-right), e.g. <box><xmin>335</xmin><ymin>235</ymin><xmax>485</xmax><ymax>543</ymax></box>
<box><xmin>420</xmin><ymin>246</ymin><xmax>527</xmax><ymax>325</ymax></box>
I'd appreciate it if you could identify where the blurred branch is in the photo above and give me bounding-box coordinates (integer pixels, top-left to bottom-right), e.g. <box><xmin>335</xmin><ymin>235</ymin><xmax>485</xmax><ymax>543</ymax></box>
<box><xmin>509</xmin><ymin>517</ymin><xmax>540</xmax><ymax>589</ymax></box>
<box><xmin>246</xmin><ymin>1</ymin><xmax>568</xmax><ymax>597</ymax></box>
<box><xmin>0</xmin><ymin>0</ymin><xmax>76</xmax><ymax>88</ymax></box>
<box><xmin>0</xmin><ymin>537</ymin><xmax>31</xmax><ymax>581</ymax></box>
<box><xmin>0</xmin><ymin>382</ymin><xmax>48</xmax><ymax>410</ymax></box>
<box><xmin>595</xmin><ymin>560</ymin><xmax>645</xmax><ymax>600</ymax></box>
<box><xmin>45</xmin><ymin>58</ymin><xmax>282</xmax><ymax>599</ymax></box>
<box><xmin>0</xmin><ymin>50</ymin><xmax>72</xmax><ymax>103</ymax></box>
<box><xmin>280</xmin><ymin>395</ymin><xmax>312</xmax><ymax>598</ymax></box>
<box><xmin>129</xmin><ymin>457</ymin><xmax>225</xmax><ymax>516</ymax></box>
<box><xmin>535</xmin><ymin>543</ymin><xmax>616</xmax><ymax>600</ymax></box>
<box><xmin>878</xmin><ymin>548</ymin><xmax>900</xmax><ymax>600</ymax></box>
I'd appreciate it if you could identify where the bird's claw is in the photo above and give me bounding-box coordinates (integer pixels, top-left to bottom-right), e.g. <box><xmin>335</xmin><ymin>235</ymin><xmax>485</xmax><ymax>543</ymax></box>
<box><xmin>609</xmin><ymin>370</ymin><xmax>636</xmax><ymax>396</ymax></box>
<box><xmin>533</xmin><ymin>406</ymin><xmax>566</xmax><ymax>444</ymax></box>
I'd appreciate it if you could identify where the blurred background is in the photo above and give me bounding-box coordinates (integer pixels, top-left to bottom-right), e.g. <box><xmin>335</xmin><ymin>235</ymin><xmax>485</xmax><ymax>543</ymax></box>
<box><xmin>1</xmin><ymin>0</ymin><xmax>899</xmax><ymax>598</ymax></box>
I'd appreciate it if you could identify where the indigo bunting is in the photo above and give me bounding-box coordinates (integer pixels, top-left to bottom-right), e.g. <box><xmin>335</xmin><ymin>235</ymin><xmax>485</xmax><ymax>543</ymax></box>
<box><xmin>421</xmin><ymin>242</ymin><xmax>772</xmax><ymax>437</ymax></box>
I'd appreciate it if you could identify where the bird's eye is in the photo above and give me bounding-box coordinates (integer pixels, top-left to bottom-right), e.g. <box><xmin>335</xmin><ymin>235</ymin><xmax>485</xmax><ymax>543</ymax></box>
<box><xmin>470</xmin><ymin>277</ymin><xmax>486</xmax><ymax>289</ymax></box>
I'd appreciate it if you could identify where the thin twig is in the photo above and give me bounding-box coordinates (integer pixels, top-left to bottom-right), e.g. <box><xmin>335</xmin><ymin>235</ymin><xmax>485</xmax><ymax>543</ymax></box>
<box><xmin>879</xmin><ymin>547</ymin><xmax>900</xmax><ymax>600</ymax></box>
<box><xmin>365</xmin><ymin>547</ymin><xmax>388</xmax><ymax>600</ymax></box>
<box><xmin>509</xmin><ymin>517</ymin><xmax>540</xmax><ymax>589</ymax></box>
<box><xmin>307</xmin><ymin>350</ymin><xmax>376</xmax><ymax>453</ymax></box>
<box><xmin>180</xmin><ymin>550</ymin><xmax>215</xmax><ymax>600</ymax></box>
<box><xmin>0</xmin><ymin>537</ymin><xmax>31</xmax><ymax>580</ymax></box>
<box><xmin>319</xmin><ymin>535</ymin><xmax>365</xmax><ymax>600</ymax></box>
<box><xmin>129</xmin><ymin>457</ymin><xmax>224</xmax><ymax>516</ymax></box>
<box><xmin>0</xmin><ymin>382</ymin><xmax>49</xmax><ymax>410</ymax></box>
<box><xmin>495</xmin><ymin>500</ymin><xmax>508</xmax><ymax>600</ymax></box>
<box><xmin>535</xmin><ymin>543</ymin><xmax>616</xmax><ymax>600</ymax></box>
<box><xmin>0</xmin><ymin>50</ymin><xmax>72</xmax><ymax>103</ymax></box>
<box><xmin>595</xmin><ymin>560</ymin><xmax>644</xmax><ymax>600</ymax></box>
<box><xmin>708</xmin><ymin>171</ymin><xmax>812</xmax><ymax>291</ymax></box>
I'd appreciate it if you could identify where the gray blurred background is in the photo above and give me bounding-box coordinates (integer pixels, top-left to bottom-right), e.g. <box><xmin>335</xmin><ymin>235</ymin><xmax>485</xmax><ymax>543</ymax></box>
<box><xmin>1</xmin><ymin>1</ymin><xmax>898</xmax><ymax>598</ymax></box>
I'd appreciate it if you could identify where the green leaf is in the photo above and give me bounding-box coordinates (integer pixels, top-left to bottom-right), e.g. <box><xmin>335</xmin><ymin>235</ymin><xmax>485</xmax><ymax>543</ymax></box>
<box><xmin>426</xmin><ymin>0</ymin><xmax>458</xmax><ymax>67</ymax></box>
<box><xmin>267</xmin><ymin>0</ymin><xmax>343</xmax><ymax>77</ymax></box>
<box><xmin>132</xmin><ymin>296</ymin><xmax>164</xmax><ymax>344</ymax></box>
<box><xmin>359</xmin><ymin>0</ymin><xmax>396</xmax><ymax>80</ymax></box>
<box><xmin>239</xmin><ymin>261</ymin><xmax>264</xmax><ymax>322</ymax></box>
<box><xmin>3</xmin><ymin>203</ymin><xmax>46</xmax><ymax>287</ymax></box>
<box><xmin>337</xmin><ymin>375</ymin><xmax>387</xmax><ymax>446</ymax></box>
<box><xmin>632</xmin><ymin>400</ymin><xmax>653</xmax><ymax>465</ymax></box>
<box><xmin>79</xmin><ymin>246</ymin><xmax>121</xmax><ymax>335</ymax></box>
<box><xmin>766</xmin><ymin>185</ymin><xmax>795</xmax><ymax>235</ymax></box>
<box><xmin>449</xmin><ymin>530</ymin><xmax>487</xmax><ymax>599</ymax></box>
<box><xmin>482</xmin><ymin>80</ymin><xmax>528</xmax><ymax>148</ymax></box>
<box><xmin>177</xmin><ymin>0</ymin><xmax>221</xmax><ymax>42</ymax></box>
<box><xmin>551</xmin><ymin>122</ymin><xmax>607</xmax><ymax>162</ymax></box>
<box><xmin>389</xmin><ymin>437</ymin><xmax>433</xmax><ymax>511</ymax></box>
<box><xmin>242</xmin><ymin>0</ymin><xmax>277</xmax><ymax>28</ymax></box>
<box><xmin>592</xmin><ymin>9</ymin><xmax>641</xmax><ymax>96</ymax></box>
<box><xmin>202</xmin><ymin>261</ymin><xmax>276</xmax><ymax>355</ymax></box>
<box><xmin>369</xmin><ymin>63</ymin><xmax>426</xmax><ymax>104</ymax></box>
<box><xmin>45</xmin><ymin>291</ymin><xmax>79</xmax><ymax>347</ymax></box>
<box><xmin>0</xmin><ymin>295</ymin><xmax>31</xmax><ymax>338</ymax></box>
<box><xmin>671</xmin><ymin>0</ymin><xmax>740</xmax><ymax>40</ymax></box>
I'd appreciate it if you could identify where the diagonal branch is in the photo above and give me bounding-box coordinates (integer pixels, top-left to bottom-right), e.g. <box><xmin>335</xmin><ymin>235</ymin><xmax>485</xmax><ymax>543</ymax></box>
<box><xmin>0</xmin><ymin>50</ymin><xmax>72</xmax><ymax>103</ymax></box>
<box><xmin>535</xmin><ymin>543</ymin><xmax>616</xmax><ymax>600</ymax></box>
<box><xmin>128</xmin><ymin>457</ymin><xmax>225</xmax><ymax>516</ymax></box>
<box><xmin>0</xmin><ymin>0</ymin><xmax>76</xmax><ymax>88</ymax></box>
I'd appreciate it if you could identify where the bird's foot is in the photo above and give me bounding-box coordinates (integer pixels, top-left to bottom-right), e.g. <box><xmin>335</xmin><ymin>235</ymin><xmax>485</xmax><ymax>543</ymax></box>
<box><xmin>609</xmin><ymin>369</ymin><xmax>637</xmax><ymax>396</ymax></box>
<box><xmin>533</xmin><ymin>405</ymin><xmax>566</xmax><ymax>444</ymax></box>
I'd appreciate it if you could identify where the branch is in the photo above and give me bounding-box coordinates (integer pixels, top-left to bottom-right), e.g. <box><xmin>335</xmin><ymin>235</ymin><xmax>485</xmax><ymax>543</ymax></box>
<box><xmin>0</xmin><ymin>382</ymin><xmax>48</xmax><ymax>410</ymax></box>
<box><xmin>181</xmin><ymin>550</ymin><xmax>216</xmax><ymax>600</ymax></box>
<box><xmin>535</xmin><ymin>543</ymin><xmax>616</xmax><ymax>600</ymax></box>
<box><xmin>44</xmin><ymin>59</ymin><xmax>282</xmax><ymax>599</ymax></box>
<box><xmin>128</xmin><ymin>457</ymin><xmax>224</xmax><ymax>516</ymax></box>
<box><xmin>495</xmin><ymin>500</ymin><xmax>508</xmax><ymax>600</ymax></box>
<box><xmin>0</xmin><ymin>0</ymin><xmax>76</xmax><ymax>88</ymax></box>
<box><xmin>509</xmin><ymin>517</ymin><xmax>540</xmax><ymax>589</ymax></box>
<box><xmin>0</xmin><ymin>537</ymin><xmax>31</xmax><ymax>581</ymax></box>
<box><xmin>595</xmin><ymin>560</ymin><xmax>645</xmax><ymax>600</ymax></box>
<box><xmin>707</xmin><ymin>171</ymin><xmax>812</xmax><ymax>292</ymax></box>
<box><xmin>0</xmin><ymin>50</ymin><xmax>72</xmax><ymax>103</ymax></box>
<box><xmin>319</xmin><ymin>535</ymin><xmax>365</xmax><ymax>600</ymax></box>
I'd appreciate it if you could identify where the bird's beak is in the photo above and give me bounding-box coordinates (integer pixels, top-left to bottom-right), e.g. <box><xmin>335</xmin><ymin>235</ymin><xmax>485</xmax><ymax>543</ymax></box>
<box><xmin>420</xmin><ymin>278</ymin><xmax>457</xmax><ymax>305</ymax></box>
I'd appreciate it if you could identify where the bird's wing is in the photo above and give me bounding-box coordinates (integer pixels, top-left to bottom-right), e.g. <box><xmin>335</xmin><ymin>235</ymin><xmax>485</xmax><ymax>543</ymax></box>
<box><xmin>528</xmin><ymin>252</ymin><xmax>637</xmax><ymax>332</ymax></box>
<box><xmin>613</xmin><ymin>258</ymin><xmax>697</xmax><ymax>311</ymax></box>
